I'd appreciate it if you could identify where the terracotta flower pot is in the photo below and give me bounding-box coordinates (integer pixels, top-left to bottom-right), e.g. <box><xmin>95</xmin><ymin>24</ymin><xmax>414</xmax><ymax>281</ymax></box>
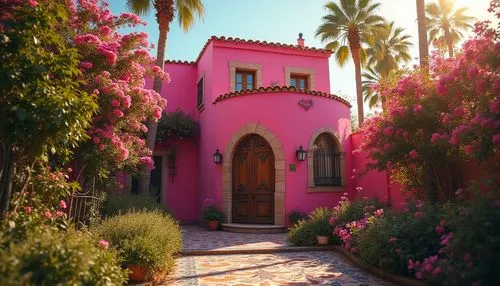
<box><xmin>316</xmin><ymin>235</ymin><xmax>329</xmax><ymax>246</ymax></box>
<box><xmin>127</xmin><ymin>264</ymin><xmax>149</xmax><ymax>282</ymax></box>
<box><xmin>207</xmin><ymin>220</ymin><xmax>219</xmax><ymax>231</ymax></box>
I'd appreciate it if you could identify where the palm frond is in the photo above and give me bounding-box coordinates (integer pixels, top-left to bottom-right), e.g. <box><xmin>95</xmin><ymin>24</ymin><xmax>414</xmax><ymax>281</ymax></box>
<box><xmin>126</xmin><ymin>0</ymin><xmax>152</xmax><ymax>16</ymax></box>
<box><xmin>176</xmin><ymin>0</ymin><xmax>205</xmax><ymax>32</ymax></box>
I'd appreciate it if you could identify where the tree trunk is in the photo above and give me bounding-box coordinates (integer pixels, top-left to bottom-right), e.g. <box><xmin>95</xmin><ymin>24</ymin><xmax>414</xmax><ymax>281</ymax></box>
<box><xmin>352</xmin><ymin>48</ymin><xmax>364</xmax><ymax>126</ymax></box>
<box><xmin>137</xmin><ymin>17</ymin><xmax>169</xmax><ymax>196</ymax></box>
<box><xmin>416</xmin><ymin>0</ymin><xmax>429</xmax><ymax>68</ymax></box>
<box><xmin>443</xmin><ymin>24</ymin><xmax>454</xmax><ymax>57</ymax></box>
<box><xmin>0</xmin><ymin>144</ymin><xmax>14</xmax><ymax>217</ymax></box>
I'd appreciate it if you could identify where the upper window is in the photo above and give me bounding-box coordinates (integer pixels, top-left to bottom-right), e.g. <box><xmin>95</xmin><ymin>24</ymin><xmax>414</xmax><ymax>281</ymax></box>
<box><xmin>235</xmin><ymin>69</ymin><xmax>255</xmax><ymax>91</ymax></box>
<box><xmin>290</xmin><ymin>74</ymin><xmax>309</xmax><ymax>89</ymax></box>
<box><xmin>197</xmin><ymin>77</ymin><xmax>204</xmax><ymax>109</ymax></box>
<box><xmin>313</xmin><ymin>133</ymin><xmax>341</xmax><ymax>186</ymax></box>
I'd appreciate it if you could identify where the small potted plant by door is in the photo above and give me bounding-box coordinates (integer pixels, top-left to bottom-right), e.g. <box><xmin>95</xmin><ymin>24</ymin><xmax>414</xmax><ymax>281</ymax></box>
<box><xmin>203</xmin><ymin>204</ymin><xmax>224</xmax><ymax>231</ymax></box>
<box><xmin>314</xmin><ymin>220</ymin><xmax>331</xmax><ymax>246</ymax></box>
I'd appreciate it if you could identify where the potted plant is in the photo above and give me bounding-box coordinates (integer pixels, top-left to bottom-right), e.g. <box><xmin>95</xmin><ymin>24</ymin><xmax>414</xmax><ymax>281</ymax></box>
<box><xmin>203</xmin><ymin>204</ymin><xmax>224</xmax><ymax>231</ymax></box>
<box><xmin>313</xmin><ymin>220</ymin><xmax>332</xmax><ymax>246</ymax></box>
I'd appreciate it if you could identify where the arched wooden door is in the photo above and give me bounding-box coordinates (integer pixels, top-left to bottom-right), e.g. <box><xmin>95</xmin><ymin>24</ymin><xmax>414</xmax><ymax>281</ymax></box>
<box><xmin>232</xmin><ymin>135</ymin><xmax>275</xmax><ymax>224</ymax></box>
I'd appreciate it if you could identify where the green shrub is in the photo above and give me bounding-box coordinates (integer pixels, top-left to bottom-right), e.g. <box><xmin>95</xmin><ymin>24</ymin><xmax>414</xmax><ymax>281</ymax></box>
<box><xmin>356</xmin><ymin>202</ymin><xmax>444</xmax><ymax>276</ymax></box>
<box><xmin>202</xmin><ymin>205</ymin><xmax>225</xmax><ymax>222</ymax></box>
<box><xmin>287</xmin><ymin>207</ymin><xmax>337</xmax><ymax>246</ymax></box>
<box><xmin>288</xmin><ymin>210</ymin><xmax>307</xmax><ymax>225</ymax></box>
<box><xmin>102</xmin><ymin>192</ymin><xmax>165</xmax><ymax>217</ymax></box>
<box><xmin>441</xmin><ymin>192</ymin><xmax>500</xmax><ymax>286</ymax></box>
<box><xmin>287</xmin><ymin>219</ymin><xmax>317</xmax><ymax>246</ymax></box>
<box><xmin>0</xmin><ymin>228</ymin><xmax>127</xmax><ymax>286</ymax></box>
<box><xmin>333</xmin><ymin>197</ymin><xmax>385</xmax><ymax>226</ymax></box>
<box><xmin>93</xmin><ymin>210</ymin><xmax>182</xmax><ymax>276</ymax></box>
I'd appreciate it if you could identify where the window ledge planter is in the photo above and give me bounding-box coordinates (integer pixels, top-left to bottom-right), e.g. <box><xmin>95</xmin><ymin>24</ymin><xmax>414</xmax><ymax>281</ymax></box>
<box><xmin>127</xmin><ymin>264</ymin><xmax>149</xmax><ymax>282</ymax></box>
<box><xmin>333</xmin><ymin>246</ymin><xmax>425</xmax><ymax>286</ymax></box>
<box><xmin>316</xmin><ymin>235</ymin><xmax>329</xmax><ymax>245</ymax></box>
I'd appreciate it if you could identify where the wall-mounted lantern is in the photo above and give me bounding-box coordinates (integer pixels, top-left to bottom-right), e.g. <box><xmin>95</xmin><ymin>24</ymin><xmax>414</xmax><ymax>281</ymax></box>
<box><xmin>296</xmin><ymin>145</ymin><xmax>307</xmax><ymax>161</ymax></box>
<box><xmin>213</xmin><ymin>149</ymin><xmax>222</xmax><ymax>164</ymax></box>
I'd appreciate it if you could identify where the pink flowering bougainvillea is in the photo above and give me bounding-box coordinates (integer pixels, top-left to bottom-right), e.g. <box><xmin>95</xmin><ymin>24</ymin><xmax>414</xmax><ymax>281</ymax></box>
<box><xmin>66</xmin><ymin>0</ymin><xmax>168</xmax><ymax>178</ymax></box>
<box><xmin>360</xmin><ymin>29</ymin><xmax>499</xmax><ymax>201</ymax></box>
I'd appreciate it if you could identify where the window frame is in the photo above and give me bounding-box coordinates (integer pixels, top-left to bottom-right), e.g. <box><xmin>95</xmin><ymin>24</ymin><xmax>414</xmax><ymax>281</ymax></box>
<box><xmin>307</xmin><ymin>129</ymin><xmax>346</xmax><ymax>193</ymax></box>
<box><xmin>197</xmin><ymin>76</ymin><xmax>204</xmax><ymax>110</ymax></box>
<box><xmin>290</xmin><ymin>74</ymin><xmax>309</xmax><ymax>89</ymax></box>
<box><xmin>285</xmin><ymin>66</ymin><xmax>316</xmax><ymax>90</ymax></box>
<box><xmin>235</xmin><ymin>69</ymin><xmax>256</xmax><ymax>91</ymax></box>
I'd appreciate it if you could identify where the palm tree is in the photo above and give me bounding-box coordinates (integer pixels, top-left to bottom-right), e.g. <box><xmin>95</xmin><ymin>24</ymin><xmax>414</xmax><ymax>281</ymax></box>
<box><xmin>363</xmin><ymin>22</ymin><xmax>411</xmax><ymax>109</ymax></box>
<box><xmin>316</xmin><ymin>0</ymin><xmax>385</xmax><ymax>126</ymax></box>
<box><xmin>426</xmin><ymin>0</ymin><xmax>474</xmax><ymax>57</ymax></box>
<box><xmin>362</xmin><ymin>66</ymin><xmax>383</xmax><ymax>108</ymax></box>
<box><xmin>362</xmin><ymin>67</ymin><xmax>404</xmax><ymax>109</ymax></box>
<box><xmin>416</xmin><ymin>0</ymin><xmax>429</xmax><ymax>68</ymax></box>
<box><xmin>366</xmin><ymin>22</ymin><xmax>412</xmax><ymax>78</ymax></box>
<box><xmin>127</xmin><ymin>0</ymin><xmax>204</xmax><ymax>195</ymax></box>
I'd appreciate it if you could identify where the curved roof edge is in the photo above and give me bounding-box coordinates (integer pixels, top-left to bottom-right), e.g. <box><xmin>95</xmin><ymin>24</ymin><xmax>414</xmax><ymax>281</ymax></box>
<box><xmin>213</xmin><ymin>86</ymin><xmax>352</xmax><ymax>108</ymax></box>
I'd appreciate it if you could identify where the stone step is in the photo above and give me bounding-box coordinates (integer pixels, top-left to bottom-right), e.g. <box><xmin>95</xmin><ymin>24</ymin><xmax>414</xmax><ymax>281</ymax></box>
<box><xmin>221</xmin><ymin>223</ymin><xmax>286</xmax><ymax>234</ymax></box>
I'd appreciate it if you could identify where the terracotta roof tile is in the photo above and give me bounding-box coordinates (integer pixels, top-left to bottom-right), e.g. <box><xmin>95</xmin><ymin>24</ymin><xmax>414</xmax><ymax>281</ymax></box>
<box><xmin>212</xmin><ymin>86</ymin><xmax>351</xmax><ymax>108</ymax></box>
<box><xmin>165</xmin><ymin>60</ymin><xmax>196</xmax><ymax>65</ymax></box>
<box><xmin>185</xmin><ymin>36</ymin><xmax>331</xmax><ymax>63</ymax></box>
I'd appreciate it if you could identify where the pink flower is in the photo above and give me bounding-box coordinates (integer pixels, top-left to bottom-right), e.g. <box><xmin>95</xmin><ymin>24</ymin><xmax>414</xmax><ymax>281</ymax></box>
<box><xmin>395</xmin><ymin>248</ymin><xmax>402</xmax><ymax>254</ymax></box>
<box><xmin>111</xmin><ymin>100</ymin><xmax>120</xmax><ymax>107</ymax></box>
<box><xmin>355</xmin><ymin>186</ymin><xmax>363</xmax><ymax>192</ymax></box>
<box><xmin>413</xmin><ymin>104</ymin><xmax>424</xmax><ymax>113</ymax></box>
<box><xmin>56</xmin><ymin>211</ymin><xmax>64</xmax><ymax>217</ymax></box>
<box><xmin>409</xmin><ymin>149</ymin><xmax>418</xmax><ymax>159</ymax></box>
<box><xmin>44</xmin><ymin>211</ymin><xmax>52</xmax><ymax>219</ymax></box>
<box><xmin>99</xmin><ymin>240</ymin><xmax>109</xmax><ymax>250</ymax></box>
<box><xmin>92</xmin><ymin>137</ymin><xmax>100</xmax><ymax>144</ymax></box>
<box><xmin>464</xmin><ymin>145</ymin><xmax>474</xmax><ymax>155</ymax></box>
<box><xmin>416</xmin><ymin>271</ymin><xmax>423</xmax><ymax>280</ymax></box>
<box><xmin>139</xmin><ymin>156</ymin><xmax>155</xmax><ymax>170</ymax></box>
<box><xmin>432</xmin><ymin>266</ymin><xmax>442</xmax><ymax>276</ymax></box>
<box><xmin>414</xmin><ymin>211</ymin><xmax>424</xmax><ymax>218</ymax></box>
<box><xmin>112</xmin><ymin>109</ymin><xmax>124</xmax><ymax>118</ymax></box>
<box><xmin>383</xmin><ymin>126</ymin><xmax>395</xmax><ymax>136</ymax></box>
<box><xmin>456</xmin><ymin>188</ymin><xmax>464</xmax><ymax>196</ymax></box>
<box><xmin>388</xmin><ymin>237</ymin><xmax>398</xmax><ymax>243</ymax></box>
<box><xmin>28</xmin><ymin>0</ymin><xmax>38</xmax><ymax>7</ymax></box>
<box><xmin>98</xmin><ymin>144</ymin><xmax>105</xmax><ymax>151</ymax></box>
<box><xmin>24</xmin><ymin>206</ymin><xmax>32</xmax><ymax>213</ymax></box>
<box><xmin>153</xmin><ymin>107</ymin><xmax>162</xmax><ymax>120</ymax></box>
<box><xmin>374</xmin><ymin>209</ymin><xmax>384</xmax><ymax>216</ymax></box>
<box><xmin>80</xmin><ymin>61</ymin><xmax>93</xmax><ymax>70</ymax></box>
<box><xmin>492</xmin><ymin>134</ymin><xmax>500</xmax><ymax>145</ymax></box>
<box><xmin>59</xmin><ymin>200</ymin><xmax>67</xmax><ymax>209</ymax></box>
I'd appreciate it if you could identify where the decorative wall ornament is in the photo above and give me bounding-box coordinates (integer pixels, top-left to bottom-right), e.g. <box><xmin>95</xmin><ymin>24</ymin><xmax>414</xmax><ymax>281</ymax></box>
<box><xmin>270</xmin><ymin>81</ymin><xmax>280</xmax><ymax>87</ymax></box>
<box><xmin>299</xmin><ymin>99</ymin><xmax>314</xmax><ymax>111</ymax></box>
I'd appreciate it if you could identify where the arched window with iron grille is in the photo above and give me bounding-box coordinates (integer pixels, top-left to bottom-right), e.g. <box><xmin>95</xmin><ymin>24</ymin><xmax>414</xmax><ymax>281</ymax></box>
<box><xmin>313</xmin><ymin>133</ymin><xmax>342</xmax><ymax>186</ymax></box>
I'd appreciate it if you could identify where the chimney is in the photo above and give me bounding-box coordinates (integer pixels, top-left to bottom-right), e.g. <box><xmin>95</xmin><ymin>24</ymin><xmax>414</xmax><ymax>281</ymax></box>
<box><xmin>297</xmin><ymin>33</ymin><xmax>304</xmax><ymax>48</ymax></box>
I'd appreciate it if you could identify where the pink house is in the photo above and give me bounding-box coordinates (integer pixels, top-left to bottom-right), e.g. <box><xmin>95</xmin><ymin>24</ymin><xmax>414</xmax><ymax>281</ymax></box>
<box><xmin>150</xmin><ymin>35</ymin><xmax>394</xmax><ymax>227</ymax></box>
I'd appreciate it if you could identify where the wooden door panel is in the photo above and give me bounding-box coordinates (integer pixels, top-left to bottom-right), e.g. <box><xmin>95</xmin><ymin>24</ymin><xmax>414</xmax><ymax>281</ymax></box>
<box><xmin>232</xmin><ymin>135</ymin><xmax>275</xmax><ymax>224</ymax></box>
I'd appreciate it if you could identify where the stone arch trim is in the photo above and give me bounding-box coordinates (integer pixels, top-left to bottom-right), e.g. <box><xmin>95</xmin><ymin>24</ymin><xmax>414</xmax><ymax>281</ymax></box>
<box><xmin>222</xmin><ymin>122</ymin><xmax>286</xmax><ymax>225</ymax></box>
<box><xmin>307</xmin><ymin>127</ymin><xmax>346</xmax><ymax>192</ymax></box>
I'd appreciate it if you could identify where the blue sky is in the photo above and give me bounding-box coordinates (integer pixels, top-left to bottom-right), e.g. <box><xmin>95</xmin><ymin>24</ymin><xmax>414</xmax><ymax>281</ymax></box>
<box><xmin>108</xmin><ymin>0</ymin><xmax>494</xmax><ymax>111</ymax></box>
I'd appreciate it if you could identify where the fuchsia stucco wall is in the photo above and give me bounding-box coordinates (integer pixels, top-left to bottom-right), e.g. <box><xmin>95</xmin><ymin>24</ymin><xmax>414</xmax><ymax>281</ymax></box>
<box><xmin>158</xmin><ymin>38</ymin><xmax>356</xmax><ymax>223</ymax></box>
<box><xmin>350</xmin><ymin>132</ymin><xmax>406</xmax><ymax>207</ymax></box>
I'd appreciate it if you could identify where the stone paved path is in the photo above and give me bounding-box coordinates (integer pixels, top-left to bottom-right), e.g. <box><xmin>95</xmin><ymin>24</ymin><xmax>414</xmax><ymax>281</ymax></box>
<box><xmin>168</xmin><ymin>226</ymin><xmax>395</xmax><ymax>286</ymax></box>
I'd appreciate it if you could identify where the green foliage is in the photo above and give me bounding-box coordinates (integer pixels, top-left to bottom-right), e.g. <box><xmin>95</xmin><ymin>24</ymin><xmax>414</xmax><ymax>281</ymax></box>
<box><xmin>442</xmin><ymin>189</ymin><xmax>500</xmax><ymax>285</ymax></box>
<box><xmin>156</xmin><ymin>110</ymin><xmax>199</xmax><ymax>144</ymax></box>
<box><xmin>102</xmin><ymin>192</ymin><xmax>165</xmax><ymax>217</ymax></box>
<box><xmin>202</xmin><ymin>205</ymin><xmax>224</xmax><ymax>222</ymax></box>
<box><xmin>287</xmin><ymin>207</ymin><xmax>336</xmax><ymax>246</ymax></box>
<box><xmin>333</xmin><ymin>197</ymin><xmax>385</xmax><ymax>226</ymax></box>
<box><xmin>93</xmin><ymin>210</ymin><xmax>182</xmax><ymax>275</ymax></box>
<box><xmin>287</xmin><ymin>210</ymin><xmax>307</xmax><ymax>225</ymax></box>
<box><xmin>287</xmin><ymin>219</ymin><xmax>317</xmax><ymax>246</ymax></box>
<box><xmin>0</xmin><ymin>227</ymin><xmax>127</xmax><ymax>286</ymax></box>
<box><xmin>0</xmin><ymin>1</ymin><xmax>96</xmax><ymax>160</ymax></box>
<box><xmin>356</xmin><ymin>203</ymin><xmax>443</xmax><ymax>275</ymax></box>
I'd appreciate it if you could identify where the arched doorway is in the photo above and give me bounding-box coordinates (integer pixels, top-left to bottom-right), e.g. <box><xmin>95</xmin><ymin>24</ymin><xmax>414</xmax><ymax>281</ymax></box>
<box><xmin>232</xmin><ymin>134</ymin><xmax>275</xmax><ymax>224</ymax></box>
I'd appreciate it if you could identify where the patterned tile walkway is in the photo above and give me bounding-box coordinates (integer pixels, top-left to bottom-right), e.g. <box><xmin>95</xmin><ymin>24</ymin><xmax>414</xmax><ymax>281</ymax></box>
<box><xmin>169</xmin><ymin>226</ymin><xmax>395</xmax><ymax>286</ymax></box>
<box><xmin>181</xmin><ymin>225</ymin><xmax>288</xmax><ymax>252</ymax></box>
